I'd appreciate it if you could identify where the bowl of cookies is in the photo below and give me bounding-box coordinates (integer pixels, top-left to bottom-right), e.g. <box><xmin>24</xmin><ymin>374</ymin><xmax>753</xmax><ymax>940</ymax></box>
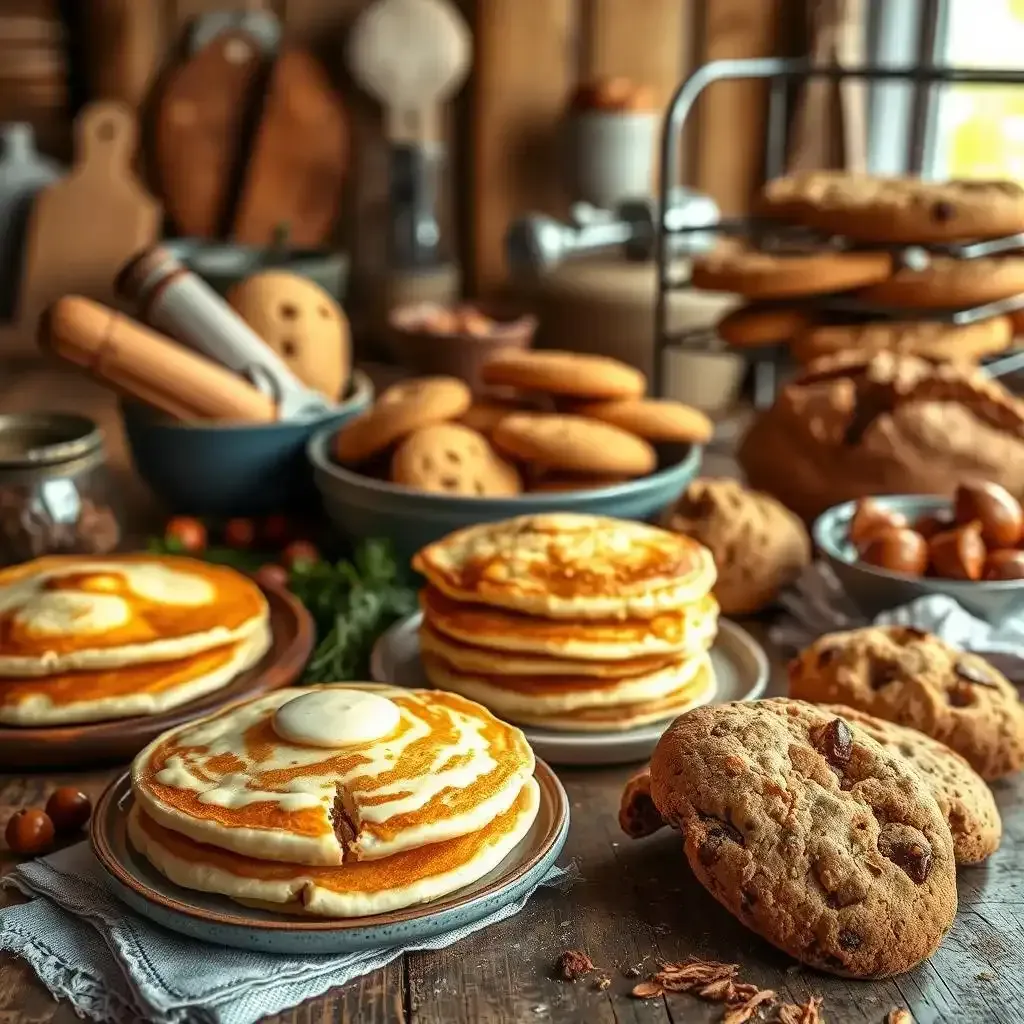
<box><xmin>813</xmin><ymin>480</ymin><xmax>1024</xmax><ymax>623</ymax></box>
<box><xmin>308</xmin><ymin>351</ymin><xmax>711</xmax><ymax>556</ymax></box>
<box><xmin>387</xmin><ymin>302</ymin><xmax>537</xmax><ymax>391</ymax></box>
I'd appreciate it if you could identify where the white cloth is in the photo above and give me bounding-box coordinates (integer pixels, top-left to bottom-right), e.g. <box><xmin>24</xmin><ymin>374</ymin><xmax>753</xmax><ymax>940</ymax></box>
<box><xmin>771</xmin><ymin>562</ymin><xmax>1024</xmax><ymax>682</ymax></box>
<box><xmin>0</xmin><ymin>842</ymin><xmax>571</xmax><ymax>1024</ymax></box>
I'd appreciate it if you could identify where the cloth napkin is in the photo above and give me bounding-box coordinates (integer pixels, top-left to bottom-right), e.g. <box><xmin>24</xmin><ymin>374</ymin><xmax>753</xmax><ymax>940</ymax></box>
<box><xmin>0</xmin><ymin>842</ymin><xmax>571</xmax><ymax>1024</ymax></box>
<box><xmin>771</xmin><ymin>561</ymin><xmax>1024</xmax><ymax>682</ymax></box>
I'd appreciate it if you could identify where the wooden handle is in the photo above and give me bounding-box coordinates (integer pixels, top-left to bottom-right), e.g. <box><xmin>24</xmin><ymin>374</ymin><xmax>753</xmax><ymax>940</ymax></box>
<box><xmin>74</xmin><ymin>101</ymin><xmax>138</xmax><ymax>176</ymax></box>
<box><xmin>40</xmin><ymin>296</ymin><xmax>278</xmax><ymax>423</ymax></box>
<box><xmin>84</xmin><ymin>0</ymin><xmax>161</xmax><ymax>110</ymax></box>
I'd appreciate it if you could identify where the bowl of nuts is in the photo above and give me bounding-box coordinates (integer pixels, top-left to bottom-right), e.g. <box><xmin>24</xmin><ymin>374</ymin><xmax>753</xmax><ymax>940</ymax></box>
<box><xmin>386</xmin><ymin>302</ymin><xmax>537</xmax><ymax>392</ymax></box>
<box><xmin>813</xmin><ymin>481</ymin><xmax>1024</xmax><ymax>623</ymax></box>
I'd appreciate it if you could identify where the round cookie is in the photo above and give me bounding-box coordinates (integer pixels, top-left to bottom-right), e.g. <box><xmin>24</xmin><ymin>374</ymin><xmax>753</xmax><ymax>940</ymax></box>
<box><xmin>857</xmin><ymin>256</ymin><xmax>1024</xmax><ymax>310</ymax></box>
<box><xmin>480</xmin><ymin>350</ymin><xmax>646</xmax><ymax>400</ymax></box>
<box><xmin>492</xmin><ymin>413</ymin><xmax>656</xmax><ymax>477</ymax></box>
<box><xmin>790</xmin><ymin>316</ymin><xmax>1013</xmax><ymax>365</ymax></box>
<box><xmin>390</xmin><ymin>423</ymin><xmax>521</xmax><ymax>497</ymax></box>
<box><xmin>227</xmin><ymin>271</ymin><xmax>351</xmax><ymax>401</ymax></box>
<box><xmin>803</xmin><ymin>177</ymin><xmax>1024</xmax><ymax>244</ymax></box>
<box><xmin>572</xmin><ymin>398</ymin><xmax>713</xmax><ymax>445</ymax></box>
<box><xmin>665</xmin><ymin>477</ymin><xmax>810</xmax><ymax>615</ymax></box>
<box><xmin>648</xmin><ymin>697</ymin><xmax>958</xmax><ymax>979</ymax></box>
<box><xmin>819</xmin><ymin>704</ymin><xmax>1002</xmax><ymax>866</ymax></box>
<box><xmin>788</xmin><ymin>626</ymin><xmax>1024</xmax><ymax>780</ymax></box>
<box><xmin>459</xmin><ymin>399</ymin><xmax>523</xmax><ymax>437</ymax></box>
<box><xmin>716</xmin><ymin>304</ymin><xmax>817</xmax><ymax>348</ymax></box>
<box><xmin>333</xmin><ymin>376</ymin><xmax>472</xmax><ymax>465</ymax></box>
<box><xmin>691</xmin><ymin>248</ymin><xmax>893</xmax><ymax>300</ymax></box>
<box><xmin>757</xmin><ymin>170</ymin><xmax>854</xmax><ymax>221</ymax></box>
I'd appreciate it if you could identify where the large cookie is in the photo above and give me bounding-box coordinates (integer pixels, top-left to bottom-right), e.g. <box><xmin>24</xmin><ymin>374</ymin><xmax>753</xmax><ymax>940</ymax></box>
<box><xmin>649</xmin><ymin>698</ymin><xmax>958</xmax><ymax>978</ymax></box>
<box><xmin>819</xmin><ymin>704</ymin><xmax>1001</xmax><ymax>865</ymax></box>
<box><xmin>789</xmin><ymin>627</ymin><xmax>1024</xmax><ymax>780</ymax></box>
<box><xmin>857</xmin><ymin>256</ymin><xmax>1024</xmax><ymax>310</ymax></box>
<box><xmin>480</xmin><ymin>350</ymin><xmax>646</xmax><ymax>400</ymax></box>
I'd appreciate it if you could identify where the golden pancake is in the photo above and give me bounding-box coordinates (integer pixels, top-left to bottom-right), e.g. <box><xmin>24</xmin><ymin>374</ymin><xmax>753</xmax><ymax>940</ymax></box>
<box><xmin>510</xmin><ymin>656</ymin><xmax>717</xmax><ymax>732</ymax></box>
<box><xmin>413</xmin><ymin>513</ymin><xmax>716</xmax><ymax>619</ymax></box>
<box><xmin>421</xmin><ymin>587</ymin><xmax>720</xmax><ymax>661</ymax></box>
<box><xmin>128</xmin><ymin>777</ymin><xmax>540</xmax><ymax>917</ymax></box>
<box><xmin>132</xmin><ymin>684</ymin><xmax>535</xmax><ymax>866</ymax></box>
<box><xmin>419</xmin><ymin>621</ymin><xmax>687</xmax><ymax>678</ymax></box>
<box><xmin>0</xmin><ymin>555</ymin><xmax>268</xmax><ymax>677</ymax></box>
<box><xmin>421</xmin><ymin>647</ymin><xmax>710</xmax><ymax>714</ymax></box>
<box><xmin>0</xmin><ymin>626</ymin><xmax>270</xmax><ymax>726</ymax></box>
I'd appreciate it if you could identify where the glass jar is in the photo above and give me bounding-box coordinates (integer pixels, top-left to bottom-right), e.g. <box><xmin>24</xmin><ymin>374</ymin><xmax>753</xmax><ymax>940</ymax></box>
<box><xmin>0</xmin><ymin>413</ymin><xmax>122</xmax><ymax>566</ymax></box>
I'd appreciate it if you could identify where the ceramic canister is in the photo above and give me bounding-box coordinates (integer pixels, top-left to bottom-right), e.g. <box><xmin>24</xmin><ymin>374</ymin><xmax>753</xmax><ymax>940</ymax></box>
<box><xmin>569</xmin><ymin>110</ymin><xmax>659</xmax><ymax>209</ymax></box>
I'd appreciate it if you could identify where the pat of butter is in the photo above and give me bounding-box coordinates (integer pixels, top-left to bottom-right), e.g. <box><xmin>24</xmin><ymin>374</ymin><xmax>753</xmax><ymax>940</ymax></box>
<box><xmin>273</xmin><ymin>690</ymin><xmax>400</xmax><ymax>748</ymax></box>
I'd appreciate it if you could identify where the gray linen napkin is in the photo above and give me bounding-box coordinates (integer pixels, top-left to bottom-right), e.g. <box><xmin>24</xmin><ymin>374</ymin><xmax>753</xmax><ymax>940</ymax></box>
<box><xmin>771</xmin><ymin>561</ymin><xmax>1024</xmax><ymax>681</ymax></box>
<box><xmin>0</xmin><ymin>842</ymin><xmax>570</xmax><ymax>1024</ymax></box>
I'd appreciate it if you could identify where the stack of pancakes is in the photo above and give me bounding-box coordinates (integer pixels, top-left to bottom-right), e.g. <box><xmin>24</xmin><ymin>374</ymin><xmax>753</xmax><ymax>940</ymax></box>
<box><xmin>129</xmin><ymin>684</ymin><xmax>539</xmax><ymax>916</ymax></box>
<box><xmin>413</xmin><ymin>514</ymin><xmax>720</xmax><ymax>732</ymax></box>
<box><xmin>0</xmin><ymin>555</ymin><xmax>270</xmax><ymax>725</ymax></box>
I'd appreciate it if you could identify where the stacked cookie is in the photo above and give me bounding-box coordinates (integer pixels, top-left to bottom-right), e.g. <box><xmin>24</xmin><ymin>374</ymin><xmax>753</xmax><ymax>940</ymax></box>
<box><xmin>700</xmin><ymin>174</ymin><xmax>1024</xmax><ymax>366</ymax></box>
<box><xmin>412</xmin><ymin>513</ymin><xmax>720</xmax><ymax>732</ymax></box>
<box><xmin>331</xmin><ymin>351</ymin><xmax>713</xmax><ymax>496</ymax></box>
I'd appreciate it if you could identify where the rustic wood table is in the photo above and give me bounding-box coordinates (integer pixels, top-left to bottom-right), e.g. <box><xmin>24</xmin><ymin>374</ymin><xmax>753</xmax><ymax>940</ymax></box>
<box><xmin>0</xmin><ymin>364</ymin><xmax>1020</xmax><ymax>1024</ymax></box>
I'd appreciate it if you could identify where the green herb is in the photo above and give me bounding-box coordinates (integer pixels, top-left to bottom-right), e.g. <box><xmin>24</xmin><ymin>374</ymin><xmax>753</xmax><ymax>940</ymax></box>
<box><xmin>146</xmin><ymin>536</ymin><xmax>416</xmax><ymax>682</ymax></box>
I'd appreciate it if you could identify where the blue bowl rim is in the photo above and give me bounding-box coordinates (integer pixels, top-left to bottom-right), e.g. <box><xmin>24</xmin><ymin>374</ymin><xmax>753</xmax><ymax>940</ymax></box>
<box><xmin>813</xmin><ymin>494</ymin><xmax>1024</xmax><ymax>593</ymax></box>
<box><xmin>120</xmin><ymin>369</ymin><xmax>374</xmax><ymax>434</ymax></box>
<box><xmin>306</xmin><ymin>425</ymin><xmax>703</xmax><ymax>509</ymax></box>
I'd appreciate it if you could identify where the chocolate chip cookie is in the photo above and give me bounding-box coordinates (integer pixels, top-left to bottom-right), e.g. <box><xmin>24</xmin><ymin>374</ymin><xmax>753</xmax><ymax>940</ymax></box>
<box><xmin>789</xmin><ymin>626</ymin><xmax>1024</xmax><ymax>780</ymax></box>
<box><xmin>649</xmin><ymin>698</ymin><xmax>957</xmax><ymax>978</ymax></box>
<box><xmin>820</xmin><ymin>704</ymin><xmax>1002</xmax><ymax>865</ymax></box>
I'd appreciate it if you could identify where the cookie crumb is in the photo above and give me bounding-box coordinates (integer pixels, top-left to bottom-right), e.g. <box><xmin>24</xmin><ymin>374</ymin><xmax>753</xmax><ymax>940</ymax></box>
<box><xmin>776</xmin><ymin>995</ymin><xmax>824</xmax><ymax>1023</ymax></box>
<box><xmin>722</xmin><ymin>987</ymin><xmax>776</xmax><ymax>1024</ymax></box>
<box><xmin>885</xmin><ymin>1011</ymin><xmax>913</xmax><ymax>1024</ymax></box>
<box><xmin>631</xmin><ymin>980</ymin><xmax>664</xmax><ymax>999</ymax></box>
<box><xmin>556</xmin><ymin>949</ymin><xmax>594</xmax><ymax>981</ymax></box>
<box><xmin>593</xmin><ymin>975</ymin><xmax>611</xmax><ymax>992</ymax></box>
<box><xmin>975</xmin><ymin>971</ymin><xmax>997</xmax><ymax>982</ymax></box>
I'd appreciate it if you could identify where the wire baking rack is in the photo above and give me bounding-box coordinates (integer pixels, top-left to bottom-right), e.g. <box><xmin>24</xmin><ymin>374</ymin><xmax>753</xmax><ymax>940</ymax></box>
<box><xmin>653</xmin><ymin>58</ymin><xmax>1024</xmax><ymax>407</ymax></box>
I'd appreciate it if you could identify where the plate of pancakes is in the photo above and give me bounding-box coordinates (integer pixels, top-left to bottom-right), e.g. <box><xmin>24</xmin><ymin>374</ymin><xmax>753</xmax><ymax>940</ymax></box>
<box><xmin>371</xmin><ymin>513</ymin><xmax>771</xmax><ymax>765</ymax></box>
<box><xmin>92</xmin><ymin>684</ymin><xmax>569</xmax><ymax>954</ymax></box>
<box><xmin>0</xmin><ymin>554</ymin><xmax>313</xmax><ymax>768</ymax></box>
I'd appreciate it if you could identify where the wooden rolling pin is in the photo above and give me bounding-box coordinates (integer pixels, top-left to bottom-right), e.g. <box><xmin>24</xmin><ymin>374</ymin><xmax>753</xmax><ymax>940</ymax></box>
<box><xmin>40</xmin><ymin>296</ymin><xmax>277</xmax><ymax>423</ymax></box>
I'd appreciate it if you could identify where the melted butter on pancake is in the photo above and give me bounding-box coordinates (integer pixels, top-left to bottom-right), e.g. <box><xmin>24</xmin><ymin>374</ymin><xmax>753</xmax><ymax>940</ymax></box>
<box><xmin>273</xmin><ymin>690</ymin><xmax>401</xmax><ymax>748</ymax></box>
<box><xmin>132</xmin><ymin>685</ymin><xmax>535</xmax><ymax>866</ymax></box>
<box><xmin>14</xmin><ymin>591</ymin><xmax>130</xmax><ymax>636</ymax></box>
<box><xmin>413</xmin><ymin>513</ymin><xmax>716</xmax><ymax>619</ymax></box>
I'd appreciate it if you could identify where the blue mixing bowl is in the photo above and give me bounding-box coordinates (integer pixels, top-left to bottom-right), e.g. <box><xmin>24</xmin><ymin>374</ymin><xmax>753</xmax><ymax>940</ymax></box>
<box><xmin>122</xmin><ymin>371</ymin><xmax>373</xmax><ymax>519</ymax></box>
<box><xmin>307</xmin><ymin>426</ymin><xmax>702</xmax><ymax>558</ymax></box>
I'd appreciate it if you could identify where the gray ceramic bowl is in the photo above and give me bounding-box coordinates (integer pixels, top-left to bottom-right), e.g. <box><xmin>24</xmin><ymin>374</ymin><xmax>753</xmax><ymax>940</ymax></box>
<box><xmin>308</xmin><ymin>429</ymin><xmax>703</xmax><ymax>559</ymax></box>
<box><xmin>814</xmin><ymin>494</ymin><xmax>1024</xmax><ymax>624</ymax></box>
<box><xmin>122</xmin><ymin>371</ymin><xmax>373</xmax><ymax>519</ymax></box>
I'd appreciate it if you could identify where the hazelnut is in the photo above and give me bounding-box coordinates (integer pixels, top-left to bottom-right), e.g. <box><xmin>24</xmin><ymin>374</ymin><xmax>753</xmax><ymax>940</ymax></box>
<box><xmin>913</xmin><ymin>510</ymin><xmax>955</xmax><ymax>540</ymax></box>
<box><xmin>5</xmin><ymin>808</ymin><xmax>55</xmax><ymax>855</ymax></box>
<box><xmin>983</xmin><ymin>549</ymin><xmax>1024</xmax><ymax>581</ymax></box>
<box><xmin>859</xmin><ymin>527</ymin><xmax>929</xmax><ymax>577</ymax></box>
<box><xmin>928</xmin><ymin>523</ymin><xmax>986</xmax><ymax>580</ymax></box>
<box><xmin>849</xmin><ymin>499</ymin><xmax>909</xmax><ymax>550</ymax></box>
<box><xmin>45</xmin><ymin>787</ymin><xmax>92</xmax><ymax>834</ymax></box>
<box><xmin>953</xmin><ymin>480</ymin><xmax>1023</xmax><ymax>548</ymax></box>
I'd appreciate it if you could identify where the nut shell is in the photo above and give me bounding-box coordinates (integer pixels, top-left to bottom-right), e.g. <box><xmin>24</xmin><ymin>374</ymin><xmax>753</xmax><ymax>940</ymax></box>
<box><xmin>44</xmin><ymin>787</ymin><xmax>92</xmax><ymax>834</ymax></box>
<box><xmin>983</xmin><ymin>548</ymin><xmax>1024</xmax><ymax>581</ymax></box>
<box><xmin>953</xmin><ymin>480</ymin><xmax>1023</xmax><ymax>548</ymax></box>
<box><xmin>928</xmin><ymin>523</ymin><xmax>986</xmax><ymax>581</ymax></box>
<box><xmin>849</xmin><ymin>499</ymin><xmax>909</xmax><ymax>550</ymax></box>
<box><xmin>859</xmin><ymin>527</ymin><xmax>929</xmax><ymax>576</ymax></box>
<box><xmin>5</xmin><ymin>808</ymin><xmax>54</xmax><ymax>855</ymax></box>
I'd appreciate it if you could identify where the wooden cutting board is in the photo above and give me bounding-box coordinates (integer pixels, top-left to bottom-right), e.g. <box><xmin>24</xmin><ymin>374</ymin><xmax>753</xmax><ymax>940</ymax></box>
<box><xmin>231</xmin><ymin>48</ymin><xmax>349</xmax><ymax>248</ymax></box>
<box><xmin>17</xmin><ymin>102</ymin><xmax>161</xmax><ymax>334</ymax></box>
<box><xmin>153</xmin><ymin>30</ymin><xmax>267</xmax><ymax>238</ymax></box>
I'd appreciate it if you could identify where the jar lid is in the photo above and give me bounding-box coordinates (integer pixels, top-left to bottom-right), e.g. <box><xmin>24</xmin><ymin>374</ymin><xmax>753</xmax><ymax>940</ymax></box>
<box><xmin>0</xmin><ymin>413</ymin><xmax>105</xmax><ymax>470</ymax></box>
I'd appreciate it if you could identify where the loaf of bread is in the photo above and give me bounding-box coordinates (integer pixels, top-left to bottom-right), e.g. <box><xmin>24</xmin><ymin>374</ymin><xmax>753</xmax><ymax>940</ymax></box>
<box><xmin>738</xmin><ymin>351</ymin><xmax>1024</xmax><ymax>522</ymax></box>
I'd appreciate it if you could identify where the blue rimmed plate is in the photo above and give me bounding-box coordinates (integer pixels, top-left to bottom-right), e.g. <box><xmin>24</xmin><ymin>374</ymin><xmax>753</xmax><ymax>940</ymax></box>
<box><xmin>91</xmin><ymin>764</ymin><xmax>568</xmax><ymax>955</ymax></box>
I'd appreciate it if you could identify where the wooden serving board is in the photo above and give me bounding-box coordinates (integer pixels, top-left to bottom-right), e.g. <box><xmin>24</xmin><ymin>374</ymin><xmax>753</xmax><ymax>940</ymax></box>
<box><xmin>0</xmin><ymin>580</ymin><xmax>313</xmax><ymax>770</ymax></box>
<box><xmin>152</xmin><ymin>30</ymin><xmax>268</xmax><ymax>239</ymax></box>
<box><xmin>17</xmin><ymin>102</ymin><xmax>160</xmax><ymax>335</ymax></box>
<box><xmin>231</xmin><ymin>48</ymin><xmax>349</xmax><ymax>248</ymax></box>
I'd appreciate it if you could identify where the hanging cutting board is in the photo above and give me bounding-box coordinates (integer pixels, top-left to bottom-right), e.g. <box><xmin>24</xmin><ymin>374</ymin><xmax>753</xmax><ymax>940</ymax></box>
<box><xmin>17</xmin><ymin>102</ymin><xmax>161</xmax><ymax>335</ymax></box>
<box><xmin>231</xmin><ymin>49</ymin><xmax>349</xmax><ymax>248</ymax></box>
<box><xmin>153</xmin><ymin>30</ymin><xmax>268</xmax><ymax>239</ymax></box>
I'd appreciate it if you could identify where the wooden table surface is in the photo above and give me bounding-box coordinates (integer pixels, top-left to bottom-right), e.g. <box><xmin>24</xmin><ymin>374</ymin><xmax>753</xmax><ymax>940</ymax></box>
<box><xmin>0</xmin><ymin>362</ymin><xmax>1021</xmax><ymax>1024</ymax></box>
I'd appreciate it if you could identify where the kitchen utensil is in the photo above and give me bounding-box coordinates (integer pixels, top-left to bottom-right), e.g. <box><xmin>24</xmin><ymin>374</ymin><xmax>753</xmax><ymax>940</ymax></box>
<box><xmin>0</xmin><ymin>123</ymin><xmax>60</xmax><ymax>318</ymax></box>
<box><xmin>117</xmin><ymin>246</ymin><xmax>333</xmax><ymax>420</ymax></box>
<box><xmin>84</xmin><ymin>0</ymin><xmax>161</xmax><ymax>109</ymax></box>
<box><xmin>41</xmin><ymin>296</ymin><xmax>277</xmax><ymax>424</ymax></box>
<box><xmin>153</xmin><ymin>30</ymin><xmax>269</xmax><ymax>239</ymax></box>
<box><xmin>188</xmin><ymin>6</ymin><xmax>280</xmax><ymax>56</ymax></box>
<box><xmin>231</xmin><ymin>48</ymin><xmax>349</xmax><ymax>249</ymax></box>
<box><xmin>348</xmin><ymin>0</ymin><xmax>471</xmax><ymax>268</ymax></box>
<box><xmin>16</xmin><ymin>102</ymin><xmax>160</xmax><ymax>336</ymax></box>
